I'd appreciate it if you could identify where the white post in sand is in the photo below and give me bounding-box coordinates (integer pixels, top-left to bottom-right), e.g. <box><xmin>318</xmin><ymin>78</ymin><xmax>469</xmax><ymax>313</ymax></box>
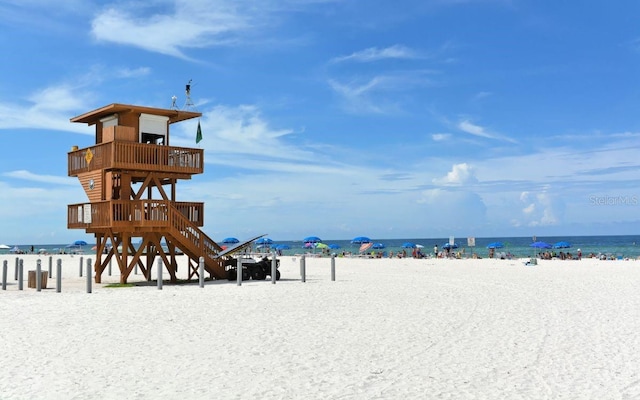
<box><xmin>36</xmin><ymin>259</ymin><xmax>42</xmax><ymax>292</ymax></box>
<box><xmin>300</xmin><ymin>255</ymin><xmax>304</xmax><ymax>278</ymax></box>
<box><xmin>199</xmin><ymin>257</ymin><xmax>204</xmax><ymax>288</ymax></box>
<box><xmin>271</xmin><ymin>252</ymin><xmax>277</xmax><ymax>284</ymax></box>
<box><xmin>86</xmin><ymin>258</ymin><xmax>92</xmax><ymax>294</ymax></box>
<box><xmin>79</xmin><ymin>256</ymin><xmax>83</xmax><ymax>277</ymax></box>
<box><xmin>2</xmin><ymin>260</ymin><xmax>6</xmax><ymax>290</ymax></box>
<box><xmin>56</xmin><ymin>259</ymin><xmax>62</xmax><ymax>293</ymax></box>
<box><xmin>237</xmin><ymin>257</ymin><xmax>242</xmax><ymax>286</ymax></box>
<box><xmin>157</xmin><ymin>258</ymin><xmax>163</xmax><ymax>290</ymax></box>
<box><xmin>331</xmin><ymin>254</ymin><xmax>336</xmax><ymax>281</ymax></box>
<box><xmin>18</xmin><ymin>259</ymin><xmax>23</xmax><ymax>291</ymax></box>
<box><xmin>108</xmin><ymin>258</ymin><xmax>112</xmax><ymax>276</ymax></box>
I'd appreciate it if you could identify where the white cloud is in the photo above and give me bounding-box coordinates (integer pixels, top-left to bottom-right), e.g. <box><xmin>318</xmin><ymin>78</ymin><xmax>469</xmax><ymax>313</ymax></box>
<box><xmin>473</xmin><ymin>91</ymin><xmax>492</xmax><ymax>100</ymax></box>
<box><xmin>113</xmin><ymin>67</ymin><xmax>151</xmax><ymax>78</ymax></box>
<box><xmin>516</xmin><ymin>190</ymin><xmax>561</xmax><ymax>227</ymax></box>
<box><xmin>458</xmin><ymin>120</ymin><xmax>495</xmax><ymax>139</ymax></box>
<box><xmin>457</xmin><ymin>119</ymin><xmax>517</xmax><ymax>143</ymax></box>
<box><xmin>0</xmin><ymin>83</ymin><xmax>92</xmax><ymax>134</ymax></box>
<box><xmin>432</xmin><ymin>133</ymin><xmax>451</xmax><ymax>141</ymax></box>
<box><xmin>331</xmin><ymin>45</ymin><xmax>420</xmax><ymax>63</ymax></box>
<box><xmin>433</xmin><ymin>163</ymin><xmax>477</xmax><ymax>186</ymax></box>
<box><xmin>3</xmin><ymin>170</ymin><xmax>77</xmax><ymax>186</ymax></box>
<box><xmin>328</xmin><ymin>77</ymin><xmax>390</xmax><ymax>114</ymax></box>
<box><xmin>90</xmin><ymin>2</ymin><xmax>268</xmax><ymax>59</ymax></box>
<box><xmin>0</xmin><ymin>180</ymin><xmax>86</xmax><ymax>244</ymax></box>
<box><xmin>328</xmin><ymin>72</ymin><xmax>432</xmax><ymax>114</ymax></box>
<box><xmin>522</xmin><ymin>203</ymin><xmax>535</xmax><ymax>214</ymax></box>
<box><xmin>170</xmin><ymin>104</ymin><xmax>351</xmax><ymax>175</ymax></box>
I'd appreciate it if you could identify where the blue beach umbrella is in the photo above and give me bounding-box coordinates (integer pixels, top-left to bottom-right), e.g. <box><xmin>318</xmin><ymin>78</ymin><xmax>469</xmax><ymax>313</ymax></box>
<box><xmin>351</xmin><ymin>236</ymin><xmax>371</xmax><ymax>244</ymax></box>
<box><xmin>372</xmin><ymin>243</ymin><xmax>386</xmax><ymax>249</ymax></box>
<box><xmin>328</xmin><ymin>244</ymin><xmax>341</xmax><ymax>249</ymax></box>
<box><xmin>442</xmin><ymin>242</ymin><xmax>458</xmax><ymax>250</ymax></box>
<box><xmin>402</xmin><ymin>242</ymin><xmax>416</xmax><ymax>248</ymax></box>
<box><xmin>553</xmin><ymin>241</ymin><xmax>571</xmax><ymax>249</ymax></box>
<box><xmin>222</xmin><ymin>237</ymin><xmax>239</xmax><ymax>244</ymax></box>
<box><xmin>74</xmin><ymin>240</ymin><xmax>88</xmax><ymax>246</ymax></box>
<box><xmin>530</xmin><ymin>241</ymin><xmax>552</xmax><ymax>249</ymax></box>
<box><xmin>303</xmin><ymin>236</ymin><xmax>322</xmax><ymax>244</ymax></box>
<box><xmin>256</xmin><ymin>237</ymin><xmax>273</xmax><ymax>245</ymax></box>
<box><xmin>487</xmin><ymin>242</ymin><xmax>504</xmax><ymax>249</ymax></box>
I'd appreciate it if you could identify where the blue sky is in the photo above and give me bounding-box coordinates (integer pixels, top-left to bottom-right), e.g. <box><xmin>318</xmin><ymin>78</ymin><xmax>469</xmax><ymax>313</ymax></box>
<box><xmin>1</xmin><ymin>0</ymin><xmax>639</xmax><ymax>245</ymax></box>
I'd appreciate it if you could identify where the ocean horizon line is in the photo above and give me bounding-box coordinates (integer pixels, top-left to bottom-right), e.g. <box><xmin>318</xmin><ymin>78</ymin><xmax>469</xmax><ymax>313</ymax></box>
<box><xmin>4</xmin><ymin>233</ymin><xmax>640</xmax><ymax>247</ymax></box>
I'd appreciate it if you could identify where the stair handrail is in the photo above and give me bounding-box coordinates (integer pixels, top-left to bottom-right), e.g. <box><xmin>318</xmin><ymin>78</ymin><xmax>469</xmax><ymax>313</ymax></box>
<box><xmin>167</xmin><ymin>203</ymin><xmax>222</xmax><ymax>263</ymax></box>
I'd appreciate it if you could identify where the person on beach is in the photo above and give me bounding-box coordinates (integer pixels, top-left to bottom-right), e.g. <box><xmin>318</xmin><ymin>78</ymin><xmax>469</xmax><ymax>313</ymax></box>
<box><xmin>434</xmin><ymin>244</ymin><xmax>438</xmax><ymax>258</ymax></box>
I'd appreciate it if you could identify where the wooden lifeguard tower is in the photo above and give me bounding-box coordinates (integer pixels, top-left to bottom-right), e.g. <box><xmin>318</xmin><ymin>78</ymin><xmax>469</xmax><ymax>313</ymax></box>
<box><xmin>67</xmin><ymin>103</ymin><xmax>227</xmax><ymax>283</ymax></box>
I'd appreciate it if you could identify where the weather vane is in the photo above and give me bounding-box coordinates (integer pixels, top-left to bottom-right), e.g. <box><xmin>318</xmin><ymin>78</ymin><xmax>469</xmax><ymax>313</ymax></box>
<box><xmin>170</xmin><ymin>79</ymin><xmax>197</xmax><ymax>111</ymax></box>
<box><xmin>183</xmin><ymin>79</ymin><xmax>195</xmax><ymax>110</ymax></box>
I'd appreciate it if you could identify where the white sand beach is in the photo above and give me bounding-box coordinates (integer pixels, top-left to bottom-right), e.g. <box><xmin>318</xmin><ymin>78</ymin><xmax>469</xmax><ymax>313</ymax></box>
<box><xmin>1</xmin><ymin>254</ymin><xmax>640</xmax><ymax>399</ymax></box>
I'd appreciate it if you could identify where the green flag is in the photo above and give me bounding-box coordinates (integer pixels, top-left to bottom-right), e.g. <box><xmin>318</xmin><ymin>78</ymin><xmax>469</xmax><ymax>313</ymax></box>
<box><xmin>196</xmin><ymin>121</ymin><xmax>202</xmax><ymax>144</ymax></box>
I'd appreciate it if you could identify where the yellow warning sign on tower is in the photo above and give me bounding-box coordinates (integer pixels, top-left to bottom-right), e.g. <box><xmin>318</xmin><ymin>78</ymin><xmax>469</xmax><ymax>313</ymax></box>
<box><xmin>85</xmin><ymin>148</ymin><xmax>93</xmax><ymax>164</ymax></box>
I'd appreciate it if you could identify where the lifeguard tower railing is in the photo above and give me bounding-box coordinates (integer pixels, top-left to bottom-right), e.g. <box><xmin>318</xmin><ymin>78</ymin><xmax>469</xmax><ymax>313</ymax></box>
<box><xmin>67</xmin><ymin>200</ymin><xmax>204</xmax><ymax>229</ymax></box>
<box><xmin>68</xmin><ymin>142</ymin><xmax>203</xmax><ymax>176</ymax></box>
<box><xmin>68</xmin><ymin>199</ymin><xmax>223</xmax><ymax>277</ymax></box>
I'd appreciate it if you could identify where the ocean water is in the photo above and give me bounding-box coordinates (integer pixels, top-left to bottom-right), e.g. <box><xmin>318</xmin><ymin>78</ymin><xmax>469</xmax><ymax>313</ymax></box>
<box><xmin>258</xmin><ymin>235</ymin><xmax>640</xmax><ymax>259</ymax></box>
<box><xmin>2</xmin><ymin>235</ymin><xmax>639</xmax><ymax>259</ymax></box>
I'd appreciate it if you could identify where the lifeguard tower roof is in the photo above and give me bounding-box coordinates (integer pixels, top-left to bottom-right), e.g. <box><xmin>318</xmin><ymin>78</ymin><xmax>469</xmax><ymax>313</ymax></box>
<box><xmin>70</xmin><ymin>103</ymin><xmax>202</xmax><ymax>125</ymax></box>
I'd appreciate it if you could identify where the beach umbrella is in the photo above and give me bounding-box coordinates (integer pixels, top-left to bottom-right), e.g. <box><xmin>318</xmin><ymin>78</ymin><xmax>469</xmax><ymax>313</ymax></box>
<box><xmin>274</xmin><ymin>244</ymin><xmax>291</xmax><ymax>250</ymax></box>
<box><xmin>486</xmin><ymin>242</ymin><xmax>504</xmax><ymax>249</ymax></box>
<box><xmin>38</xmin><ymin>248</ymin><xmax>47</xmax><ymax>254</ymax></box>
<box><xmin>0</xmin><ymin>244</ymin><xmax>10</xmax><ymax>249</ymax></box>
<box><xmin>222</xmin><ymin>237</ymin><xmax>240</xmax><ymax>244</ymax></box>
<box><xmin>442</xmin><ymin>242</ymin><xmax>458</xmax><ymax>250</ymax></box>
<box><xmin>416</xmin><ymin>244</ymin><xmax>424</xmax><ymax>248</ymax></box>
<box><xmin>359</xmin><ymin>242</ymin><xmax>373</xmax><ymax>252</ymax></box>
<box><xmin>255</xmin><ymin>237</ymin><xmax>273</xmax><ymax>245</ymax></box>
<box><xmin>351</xmin><ymin>236</ymin><xmax>371</xmax><ymax>244</ymax></box>
<box><xmin>372</xmin><ymin>243</ymin><xmax>386</xmax><ymax>249</ymax></box>
<box><xmin>530</xmin><ymin>241</ymin><xmax>552</xmax><ymax>249</ymax></box>
<box><xmin>315</xmin><ymin>242</ymin><xmax>329</xmax><ymax>249</ymax></box>
<box><xmin>401</xmin><ymin>242</ymin><xmax>416</xmax><ymax>248</ymax></box>
<box><xmin>74</xmin><ymin>240</ymin><xmax>88</xmax><ymax>246</ymax></box>
<box><xmin>303</xmin><ymin>236</ymin><xmax>322</xmax><ymax>244</ymax></box>
<box><xmin>328</xmin><ymin>244</ymin><xmax>341</xmax><ymax>249</ymax></box>
<box><xmin>553</xmin><ymin>241</ymin><xmax>571</xmax><ymax>249</ymax></box>
<box><xmin>9</xmin><ymin>246</ymin><xmax>20</xmax><ymax>253</ymax></box>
